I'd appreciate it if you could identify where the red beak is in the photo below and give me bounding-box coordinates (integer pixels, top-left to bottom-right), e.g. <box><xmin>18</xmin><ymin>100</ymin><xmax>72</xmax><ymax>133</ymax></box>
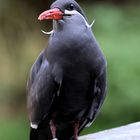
<box><xmin>38</xmin><ymin>8</ymin><xmax>64</xmax><ymax>20</ymax></box>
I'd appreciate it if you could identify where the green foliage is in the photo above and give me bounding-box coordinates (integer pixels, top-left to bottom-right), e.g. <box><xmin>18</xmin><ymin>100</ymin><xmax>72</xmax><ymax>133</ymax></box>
<box><xmin>0</xmin><ymin>118</ymin><xmax>29</xmax><ymax>140</ymax></box>
<box><xmin>0</xmin><ymin>2</ymin><xmax>140</xmax><ymax>139</ymax></box>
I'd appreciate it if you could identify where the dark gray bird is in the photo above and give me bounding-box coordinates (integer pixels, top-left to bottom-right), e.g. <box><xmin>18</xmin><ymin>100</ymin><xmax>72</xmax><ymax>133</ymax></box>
<box><xmin>27</xmin><ymin>0</ymin><xmax>107</xmax><ymax>140</ymax></box>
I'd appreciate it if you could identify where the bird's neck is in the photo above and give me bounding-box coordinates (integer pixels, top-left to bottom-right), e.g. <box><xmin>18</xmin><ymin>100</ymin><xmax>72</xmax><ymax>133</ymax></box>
<box><xmin>53</xmin><ymin>20</ymin><xmax>64</xmax><ymax>32</ymax></box>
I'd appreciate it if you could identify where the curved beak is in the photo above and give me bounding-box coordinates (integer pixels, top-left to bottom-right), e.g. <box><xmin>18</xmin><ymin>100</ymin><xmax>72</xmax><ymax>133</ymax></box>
<box><xmin>38</xmin><ymin>8</ymin><xmax>64</xmax><ymax>21</ymax></box>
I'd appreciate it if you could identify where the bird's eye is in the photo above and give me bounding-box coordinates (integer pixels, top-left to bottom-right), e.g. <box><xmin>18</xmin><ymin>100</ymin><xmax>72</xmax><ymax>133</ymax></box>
<box><xmin>67</xmin><ymin>3</ymin><xmax>75</xmax><ymax>11</ymax></box>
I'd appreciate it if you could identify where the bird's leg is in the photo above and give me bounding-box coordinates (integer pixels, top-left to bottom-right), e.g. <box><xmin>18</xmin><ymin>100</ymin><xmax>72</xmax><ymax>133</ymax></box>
<box><xmin>50</xmin><ymin>120</ymin><xmax>57</xmax><ymax>140</ymax></box>
<box><xmin>74</xmin><ymin>122</ymin><xmax>79</xmax><ymax>140</ymax></box>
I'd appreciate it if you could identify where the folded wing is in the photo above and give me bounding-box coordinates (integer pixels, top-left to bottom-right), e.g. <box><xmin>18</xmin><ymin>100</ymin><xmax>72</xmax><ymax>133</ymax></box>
<box><xmin>27</xmin><ymin>51</ymin><xmax>58</xmax><ymax>128</ymax></box>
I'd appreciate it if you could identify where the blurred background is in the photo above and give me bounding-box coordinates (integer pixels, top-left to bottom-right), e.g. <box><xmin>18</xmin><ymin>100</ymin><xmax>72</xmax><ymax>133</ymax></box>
<box><xmin>0</xmin><ymin>0</ymin><xmax>140</xmax><ymax>139</ymax></box>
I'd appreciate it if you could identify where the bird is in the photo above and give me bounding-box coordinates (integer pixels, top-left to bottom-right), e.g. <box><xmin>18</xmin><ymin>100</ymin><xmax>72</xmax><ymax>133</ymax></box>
<box><xmin>27</xmin><ymin>0</ymin><xmax>107</xmax><ymax>140</ymax></box>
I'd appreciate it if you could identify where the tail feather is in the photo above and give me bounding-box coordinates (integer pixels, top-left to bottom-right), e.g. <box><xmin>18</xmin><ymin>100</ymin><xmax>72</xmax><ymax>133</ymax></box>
<box><xmin>30</xmin><ymin>121</ymin><xmax>52</xmax><ymax>140</ymax></box>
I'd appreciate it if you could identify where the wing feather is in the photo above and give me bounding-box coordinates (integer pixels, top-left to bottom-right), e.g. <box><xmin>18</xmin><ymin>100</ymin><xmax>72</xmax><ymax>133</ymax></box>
<box><xmin>27</xmin><ymin>51</ymin><xmax>58</xmax><ymax>127</ymax></box>
<box><xmin>79</xmin><ymin>68</ymin><xmax>107</xmax><ymax>132</ymax></box>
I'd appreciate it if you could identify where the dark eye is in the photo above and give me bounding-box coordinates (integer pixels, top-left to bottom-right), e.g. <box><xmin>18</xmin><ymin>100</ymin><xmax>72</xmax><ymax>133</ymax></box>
<box><xmin>67</xmin><ymin>3</ymin><xmax>75</xmax><ymax>11</ymax></box>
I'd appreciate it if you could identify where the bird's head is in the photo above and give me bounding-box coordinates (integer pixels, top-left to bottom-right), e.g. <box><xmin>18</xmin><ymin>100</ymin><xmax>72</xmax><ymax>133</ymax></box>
<box><xmin>38</xmin><ymin>0</ymin><xmax>95</xmax><ymax>34</ymax></box>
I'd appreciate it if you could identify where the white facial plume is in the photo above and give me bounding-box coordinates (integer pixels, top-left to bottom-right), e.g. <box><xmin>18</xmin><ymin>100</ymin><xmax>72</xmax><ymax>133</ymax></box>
<box><xmin>41</xmin><ymin>30</ymin><xmax>54</xmax><ymax>35</ymax></box>
<box><xmin>64</xmin><ymin>10</ymin><xmax>95</xmax><ymax>28</ymax></box>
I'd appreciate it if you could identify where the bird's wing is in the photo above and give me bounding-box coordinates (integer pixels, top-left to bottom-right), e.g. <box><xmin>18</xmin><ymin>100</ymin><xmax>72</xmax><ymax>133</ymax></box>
<box><xmin>27</xmin><ymin>50</ymin><xmax>59</xmax><ymax>129</ymax></box>
<box><xmin>79</xmin><ymin>69</ymin><xmax>107</xmax><ymax>132</ymax></box>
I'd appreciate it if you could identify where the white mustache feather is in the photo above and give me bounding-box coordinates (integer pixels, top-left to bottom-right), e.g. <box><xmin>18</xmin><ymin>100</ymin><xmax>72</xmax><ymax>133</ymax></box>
<box><xmin>64</xmin><ymin>10</ymin><xmax>95</xmax><ymax>28</ymax></box>
<box><xmin>89</xmin><ymin>19</ymin><xmax>95</xmax><ymax>28</ymax></box>
<box><xmin>41</xmin><ymin>30</ymin><xmax>54</xmax><ymax>35</ymax></box>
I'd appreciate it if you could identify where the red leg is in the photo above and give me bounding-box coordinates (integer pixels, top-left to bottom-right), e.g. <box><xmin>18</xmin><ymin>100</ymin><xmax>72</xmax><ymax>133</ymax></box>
<box><xmin>74</xmin><ymin>122</ymin><xmax>79</xmax><ymax>140</ymax></box>
<box><xmin>50</xmin><ymin>120</ymin><xmax>57</xmax><ymax>140</ymax></box>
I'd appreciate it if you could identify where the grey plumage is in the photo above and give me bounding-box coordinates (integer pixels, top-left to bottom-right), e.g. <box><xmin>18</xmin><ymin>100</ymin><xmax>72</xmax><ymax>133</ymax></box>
<box><xmin>27</xmin><ymin>0</ymin><xmax>107</xmax><ymax>140</ymax></box>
